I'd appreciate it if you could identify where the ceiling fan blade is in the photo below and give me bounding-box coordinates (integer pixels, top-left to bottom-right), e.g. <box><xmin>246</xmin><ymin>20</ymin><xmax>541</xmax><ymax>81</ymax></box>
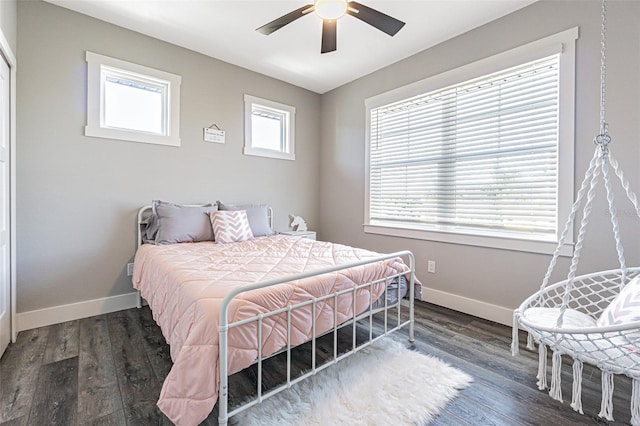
<box><xmin>256</xmin><ymin>4</ymin><xmax>314</xmax><ymax>35</ymax></box>
<box><xmin>321</xmin><ymin>19</ymin><xmax>337</xmax><ymax>54</ymax></box>
<box><xmin>346</xmin><ymin>1</ymin><xmax>405</xmax><ymax>36</ymax></box>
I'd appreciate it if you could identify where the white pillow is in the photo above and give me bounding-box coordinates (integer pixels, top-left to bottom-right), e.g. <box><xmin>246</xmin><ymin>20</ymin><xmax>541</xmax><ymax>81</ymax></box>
<box><xmin>597</xmin><ymin>276</ymin><xmax>640</xmax><ymax>327</ymax></box>
<box><xmin>210</xmin><ymin>210</ymin><xmax>254</xmax><ymax>244</ymax></box>
<box><xmin>523</xmin><ymin>307</ymin><xmax>597</xmax><ymax>329</ymax></box>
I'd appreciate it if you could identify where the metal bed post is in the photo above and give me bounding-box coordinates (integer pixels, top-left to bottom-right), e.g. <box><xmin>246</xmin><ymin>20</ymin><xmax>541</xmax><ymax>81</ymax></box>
<box><xmin>219</xmin><ymin>303</ymin><xmax>231</xmax><ymax>426</ymax></box>
<box><xmin>408</xmin><ymin>251</ymin><xmax>415</xmax><ymax>343</ymax></box>
<box><xmin>134</xmin><ymin>206</ymin><xmax>151</xmax><ymax>309</ymax></box>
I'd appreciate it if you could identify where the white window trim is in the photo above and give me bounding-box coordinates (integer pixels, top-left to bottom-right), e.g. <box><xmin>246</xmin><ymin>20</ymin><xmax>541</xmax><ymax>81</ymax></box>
<box><xmin>244</xmin><ymin>94</ymin><xmax>296</xmax><ymax>161</ymax></box>
<box><xmin>85</xmin><ymin>51</ymin><xmax>181</xmax><ymax>147</ymax></box>
<box><xmin>364</xmin><ymin>27</ymin><xmax>578</xmax><ymax>256</ymax></box>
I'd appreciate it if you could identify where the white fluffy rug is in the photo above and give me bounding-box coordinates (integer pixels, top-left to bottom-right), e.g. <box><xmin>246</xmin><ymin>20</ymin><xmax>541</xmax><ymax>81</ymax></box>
<box><xmin>233</xmin><ymin>338</ymin><xmax>472</xmax><ymax>426</ymax></box>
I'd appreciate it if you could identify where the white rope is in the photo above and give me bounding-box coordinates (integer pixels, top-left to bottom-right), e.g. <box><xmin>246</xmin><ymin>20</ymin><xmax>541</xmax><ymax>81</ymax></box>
<box><xmin>537</xmin><ymin>343</ymin><xmax>548</xmax><ymax>390</ymax></box>
<box><xmin>511</xmin><ymin>310</ymin><xmax>520</xmax><ymax>356</ymax></box>
<box><xmin>632</xmin><ymin>379</ymin><xmax>640</xmax><ymax>426</ymax></box>
<box><xmin>549</xmin><ymin>351</ymin><xmax>563</xmax><ymax>402</ymax></box>
<box><xmin>601</xmin><ymin>151</ymin><xmax>627</xmax><ymax>283</ymax></box>
<box><xmin>570</xmin><ymin>359</ymin><xmax>584</xmax><ymax>414</ymax></box>
<box><xmin>599</xmin><ymin>370</ymin><xmax>615</xmax><ymax>421</ymax></box>
<box><xmin>598</xmin><ymin>0</ymin><xmax>608</xmax><ymax>133</ymax></box>
<box><xmin>556</xmin><ymin>153</ymin><xmax>603</xmax><ymax>327</ymax></box>
<box><xmin>527</xmin><ymin>333</ymin><xmax>535</xmax><ymax>351</ymax></box>
<box><xmin>609</xmin><ymin>150</ymin><xmax>640</xmax><ymax>220</ymax></box>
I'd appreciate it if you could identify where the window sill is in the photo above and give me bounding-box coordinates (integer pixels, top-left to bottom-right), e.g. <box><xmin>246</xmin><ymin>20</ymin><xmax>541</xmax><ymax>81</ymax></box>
<box><xmin>85</xmin><ymin>126</ymin><xmax>180</xmax><ymax>147</ymax></box>
<box><xmin>243</xmin><ymin>147</ymin><xmax>295</xmax><ymax>161</ymax></box>
<box><xmin>363</xmin><ymin>223</ymin><xmax>574</xmax><ymax>256</ymax></box>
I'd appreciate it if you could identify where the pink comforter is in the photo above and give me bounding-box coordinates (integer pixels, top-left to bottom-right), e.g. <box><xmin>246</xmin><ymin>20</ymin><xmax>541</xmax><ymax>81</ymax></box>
<box><xmin>133</xmin><ymin>235</ymin><xmax>412</xmax><ymax>425</ymax></box>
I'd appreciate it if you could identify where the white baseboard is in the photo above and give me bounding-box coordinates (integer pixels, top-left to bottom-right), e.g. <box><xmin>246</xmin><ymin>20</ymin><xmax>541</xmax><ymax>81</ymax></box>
<box><xmin>16</xmin><ymin>292</ymin><xmax>140</xmax><ymax>332</ymax></box>
<box><xmin>421</xmin><ymin>287</ymin><xmax>514</xmax><ymax>326</ymax></box>
<box><xmin>15</xmin><ymin>287</ymin><xmax>513</xmax><ymax>332</ymax></box>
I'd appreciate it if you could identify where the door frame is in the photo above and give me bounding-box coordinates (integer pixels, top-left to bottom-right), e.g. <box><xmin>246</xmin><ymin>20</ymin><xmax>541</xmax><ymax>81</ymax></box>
<box><xmin>0</xmin><ymin>28</ymin><xmax>16</xmax><ymax>343</ymax></box>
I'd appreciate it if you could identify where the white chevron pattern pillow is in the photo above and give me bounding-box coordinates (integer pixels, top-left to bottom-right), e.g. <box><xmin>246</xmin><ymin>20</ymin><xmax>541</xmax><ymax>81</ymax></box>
<box><xmin>210</xmin><ymin>210</ymin><xmax>254</xmax><ymax>243</ymax></box>
<box><xmin>597</xmin><ymin>276</ymin><xmax>640</xmax><ymax>327</ymax></box>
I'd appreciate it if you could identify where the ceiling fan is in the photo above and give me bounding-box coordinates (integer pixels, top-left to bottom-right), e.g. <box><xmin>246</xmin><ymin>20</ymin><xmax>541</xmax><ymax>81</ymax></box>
<box><xmin>256</xmin><ymin>0</ymin><xmax>405</xmax><ymax>54</ymax></box>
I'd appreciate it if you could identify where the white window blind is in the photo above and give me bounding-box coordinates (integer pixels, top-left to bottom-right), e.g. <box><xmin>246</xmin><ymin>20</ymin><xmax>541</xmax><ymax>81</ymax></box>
<box><xmin>369</xmin><ymin>55</ymin><xmax>560</xmax><ymax>241</ymax></box>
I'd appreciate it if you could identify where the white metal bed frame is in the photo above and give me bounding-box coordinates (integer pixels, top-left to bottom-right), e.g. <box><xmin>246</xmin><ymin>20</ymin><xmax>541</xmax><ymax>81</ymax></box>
<box><xmin>134</xmin><ymin>205</ymin><xmax>416</xmax><ymax>426</ymax></box>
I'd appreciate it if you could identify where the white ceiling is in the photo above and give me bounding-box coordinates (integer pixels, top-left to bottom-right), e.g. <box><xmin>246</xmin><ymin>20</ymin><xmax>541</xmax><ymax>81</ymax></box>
<box><xmin>45</xmin><ymin>0</ymin><xmax>537</xmax><ymax>94</ymax></box>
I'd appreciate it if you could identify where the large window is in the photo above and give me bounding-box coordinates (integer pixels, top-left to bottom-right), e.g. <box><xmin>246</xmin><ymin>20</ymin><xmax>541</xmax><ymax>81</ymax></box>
<box><xmin>85</xmin><ymin>52</ymin><xmax>181</xmax><ymax>147</ymax></box>
<box><xmin>365</xmin><ymin>28</ymin><xmax>578</xmax><ymax>255</ymax></box>
<box><xmin>244</xmin><ymin>95</ymin><xmax>296</xmax><ymax>161</ymax></box>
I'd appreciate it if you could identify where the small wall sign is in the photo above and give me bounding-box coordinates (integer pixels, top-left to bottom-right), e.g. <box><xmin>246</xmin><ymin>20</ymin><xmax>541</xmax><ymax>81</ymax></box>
<box><xmin>204</xmin><ymin>125</ymin><xmax>226</xmax><ymax>144</ymax></box>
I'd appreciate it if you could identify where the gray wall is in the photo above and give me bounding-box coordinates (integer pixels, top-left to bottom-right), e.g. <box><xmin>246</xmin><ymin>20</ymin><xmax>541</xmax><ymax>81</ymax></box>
<box><xmin>0</xmin><ymin>0</ymin><xmax>16</xmax><ymax>55</ymax></box>
<box><xmin>319</xmin><ymin>1</ymin><xmax>640</xmax><ymax>316</ymax></box>
<box><xmin>16</xmin><ymin>1</ymin><xmax>321</xmax><ymax>312</ymax></box>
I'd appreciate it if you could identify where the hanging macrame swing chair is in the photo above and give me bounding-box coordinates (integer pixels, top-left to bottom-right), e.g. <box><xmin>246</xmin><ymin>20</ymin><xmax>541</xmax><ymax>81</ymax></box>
<box><xmin>512</xmin><ymin>1</ymin><xmax>640</xmax><ymax>424</ymax></box>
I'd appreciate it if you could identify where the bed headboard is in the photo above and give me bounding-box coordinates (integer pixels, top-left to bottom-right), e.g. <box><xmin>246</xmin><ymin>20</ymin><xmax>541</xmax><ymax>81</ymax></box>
<box><xmin>136</xmin><ymin>204</ymin><xmax>274</xmax><ymax>248</ymax></box>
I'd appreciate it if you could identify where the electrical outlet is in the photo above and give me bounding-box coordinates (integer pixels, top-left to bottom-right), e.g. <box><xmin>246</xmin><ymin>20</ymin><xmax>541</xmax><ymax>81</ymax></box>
<box><xmin>427</xmin><ymin>260</ymin><xmax>436</xmax><ymax>274</ymax></box>
<box><xmin>127</xmin><ymin>262</ymin><xmax>134</xmax><ymax>276</ymax></box>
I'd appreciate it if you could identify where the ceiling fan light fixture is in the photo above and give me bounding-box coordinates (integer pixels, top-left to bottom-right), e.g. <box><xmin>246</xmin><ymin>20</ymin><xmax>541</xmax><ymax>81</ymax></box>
<box><xmin>257</xmin><ymin>1</ymin><xmax>405</xmax><ymax>54</ymax></box>
<box><xmin>314</xmin><ymin>0</ymin><xmax>348</xmax><ymax>20</ymax></box>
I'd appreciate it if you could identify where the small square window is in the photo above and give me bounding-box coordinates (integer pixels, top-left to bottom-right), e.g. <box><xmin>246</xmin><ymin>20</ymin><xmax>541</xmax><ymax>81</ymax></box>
<box><xmin>244</xmin><ymin>95</ymin><xmax>295</xmax><ymax>160</ymax></box>
<box><xmin>85</xmin><ymin>52</ymin><xmax>181</xmax><ymax>147</ymax></box>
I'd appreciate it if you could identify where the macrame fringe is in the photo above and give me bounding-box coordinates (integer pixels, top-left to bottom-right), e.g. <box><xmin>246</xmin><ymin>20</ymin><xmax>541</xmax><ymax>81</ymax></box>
<box><xmin>598</xmin><ymin>371</ymin><xmax>614</xmax><ymax>421</ymax></box>
<box><xmin>570</xmin><ymin>359</ymin><xmax>584</xmax><ymax>414</ymax></box>
<box><xmin>511</xmin><ymin>312</ymin><xmax>520</xmax><ymax>356</ymax></box>
<box><xmin>537</xmin><ymin>344</ymin><xmax>547</xmax><ymax>390</ymax></box>
<box><xmin>632</xmin><ymin>379</ymin><xmax>640</xmax><ymax>426</ymax></box>
<box><xmin>527</xmin><ymin>333</ymin><xmax>535</xmax><ymax>351</ymax></box>
<box><xmin>549</xmin><ymin>351</ymin><xmax>563</xmax><ymax>402</ymax></box>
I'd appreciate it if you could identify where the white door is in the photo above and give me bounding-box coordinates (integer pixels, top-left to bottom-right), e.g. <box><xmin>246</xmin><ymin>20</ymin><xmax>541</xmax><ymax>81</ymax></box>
<box><xmin>0</xmin><ymin>54</ymin><xmax>10</xmax><ymax>357</ymax></box>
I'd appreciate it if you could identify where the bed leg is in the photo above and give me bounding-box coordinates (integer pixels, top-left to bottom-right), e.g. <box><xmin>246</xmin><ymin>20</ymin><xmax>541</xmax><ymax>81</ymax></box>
<box><xmin>136</xmin><ymin>291</ymin><xmax>142</xmax><ymax>309</ymax></box>
<box><xmin>408</xmin><ymin>296</ymin><xmax>415</xmax><ymax>343</ymax></box>
<box><xmin>409</xmin><ymin>313</ymin><xmax>415</xmax><ymax>344</ymax></box>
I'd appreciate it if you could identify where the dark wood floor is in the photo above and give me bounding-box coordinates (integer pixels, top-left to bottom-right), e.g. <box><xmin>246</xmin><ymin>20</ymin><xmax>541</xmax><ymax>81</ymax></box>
<box><xmin>0</xmin><ymin>301</ymin><xmax>633</xmax><ymax>425</ymax></box>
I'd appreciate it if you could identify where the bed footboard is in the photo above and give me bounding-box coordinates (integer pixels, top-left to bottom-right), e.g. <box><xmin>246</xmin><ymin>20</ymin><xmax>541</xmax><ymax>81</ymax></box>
<box><xmin>217</xmin><ymin>250</ymin><xmax>416</xmax><ymax>426</ymax></box>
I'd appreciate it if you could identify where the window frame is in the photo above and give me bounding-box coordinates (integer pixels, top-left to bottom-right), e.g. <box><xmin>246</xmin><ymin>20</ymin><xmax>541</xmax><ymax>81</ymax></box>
<box><xmin>244</xmin><ymin>94</ymin><xmax>296</xmax><ymax>161</ymax></box>
<box><xmin>85</xmin><ymin>51</ymin><xmax>181</xmax><ymax>147</ymax></box>
<box><xmin>364</xmin><ymin>28</ymin><xmax>578</xmax><ymax>256</ymax></box>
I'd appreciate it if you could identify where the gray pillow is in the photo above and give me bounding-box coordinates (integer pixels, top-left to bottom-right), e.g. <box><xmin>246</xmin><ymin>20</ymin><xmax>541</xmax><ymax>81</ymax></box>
<box><xmin>218</xmin><ymin>202</ymin><xmax>274</xmax><ymax>237</ymax></box>
<box><xmin>142</xmin><ymin>214</ymin><xmax>159</xmax><ymax>244</ymax></box>
<box><xmin>152</xmin><ymin>200</ymin><xmax>218</xmax><ymax>244</ymax></box>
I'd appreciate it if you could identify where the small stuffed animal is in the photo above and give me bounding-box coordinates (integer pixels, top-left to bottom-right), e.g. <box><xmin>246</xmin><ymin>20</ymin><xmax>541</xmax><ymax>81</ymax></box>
<box><xmin>289</xmin><ymin>214</ymin><xmax>308</xmax><ymax>232</ymax></box>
